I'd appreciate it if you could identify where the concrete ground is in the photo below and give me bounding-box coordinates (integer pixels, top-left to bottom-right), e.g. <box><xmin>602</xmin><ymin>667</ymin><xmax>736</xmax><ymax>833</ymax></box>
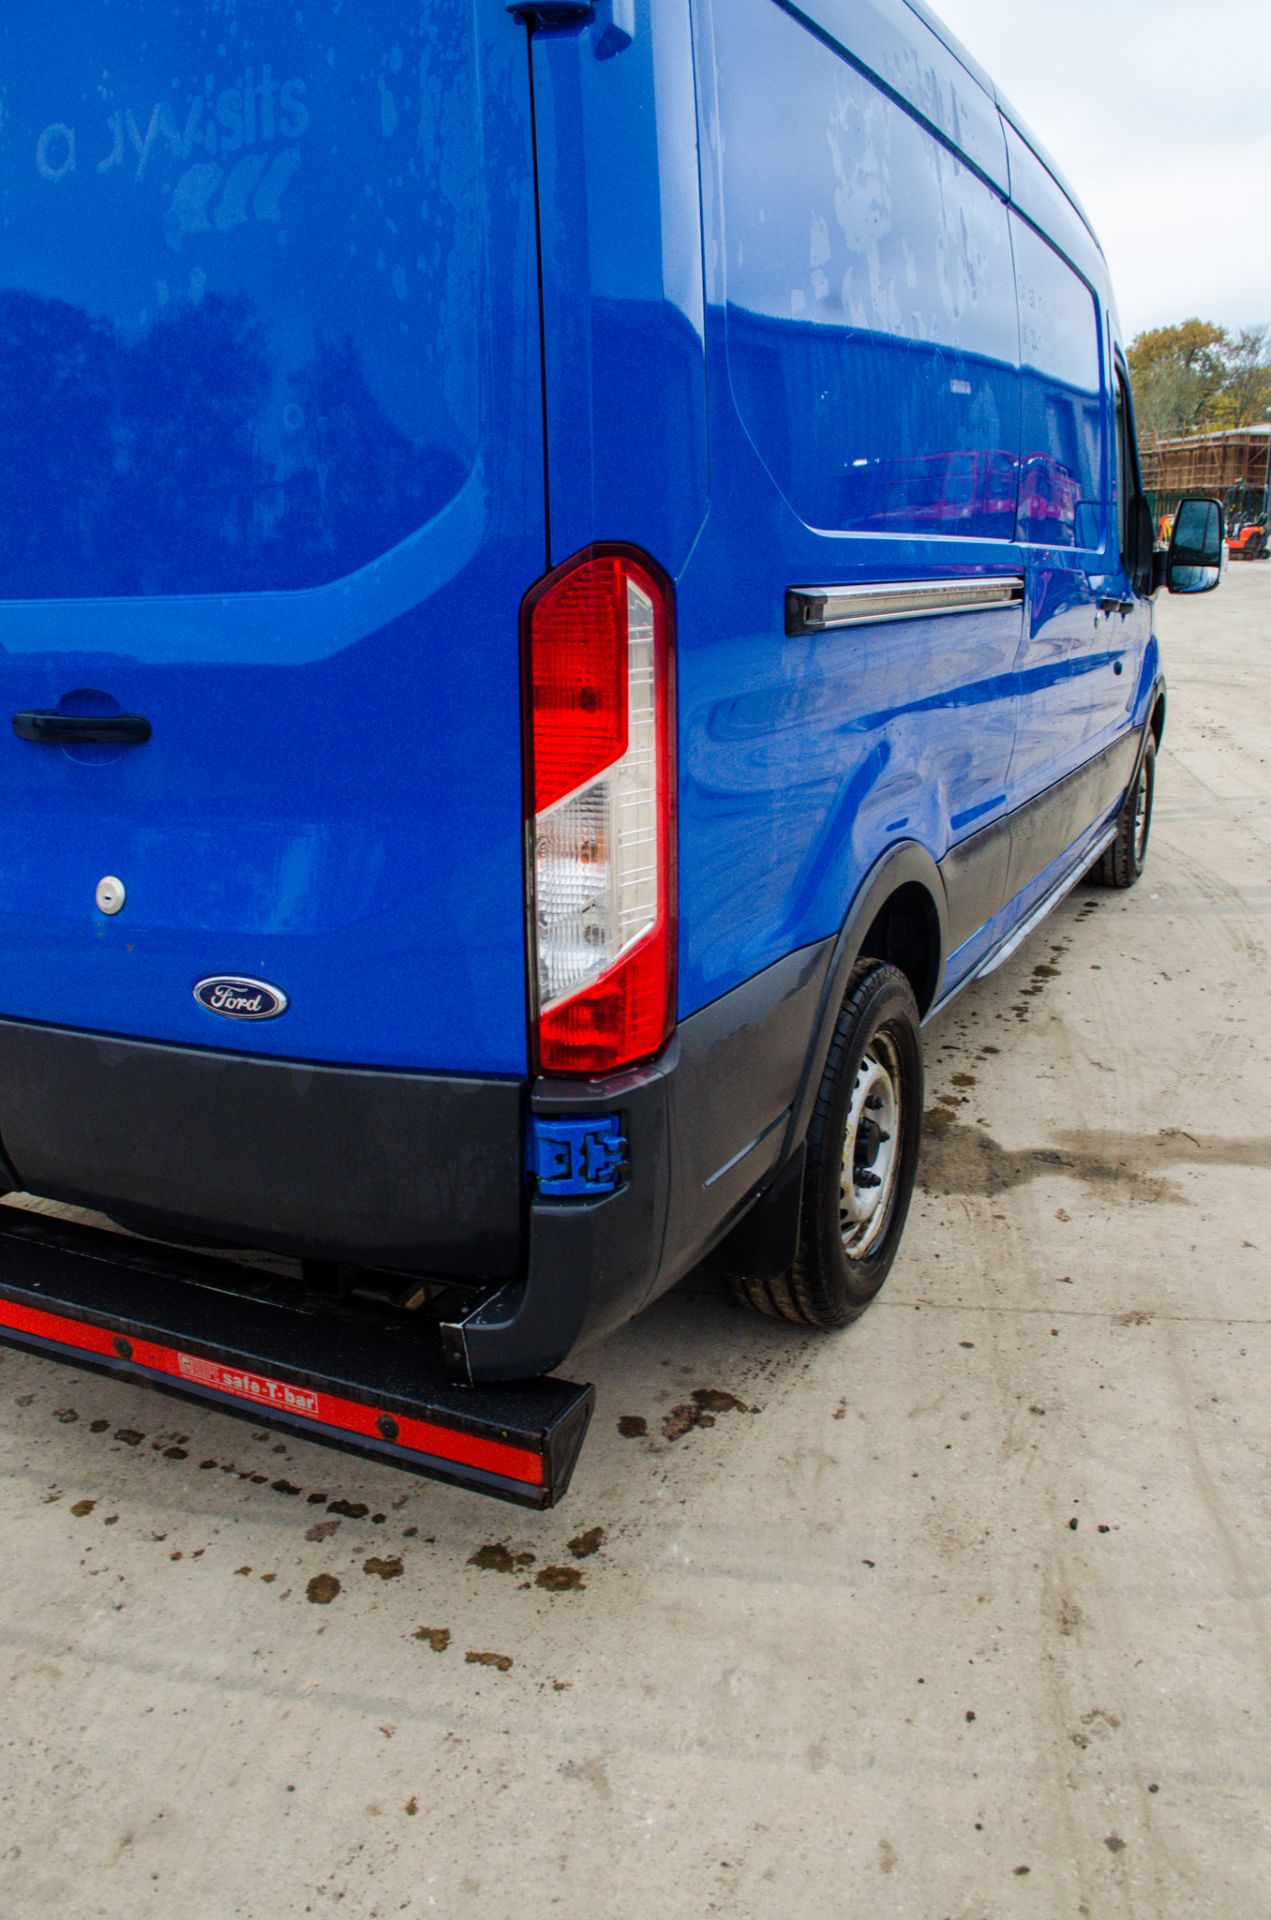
<box><xmin>1</xmin><ymin>568</ymin><xmax>1268</xmax><ymax>1920</ymax></box>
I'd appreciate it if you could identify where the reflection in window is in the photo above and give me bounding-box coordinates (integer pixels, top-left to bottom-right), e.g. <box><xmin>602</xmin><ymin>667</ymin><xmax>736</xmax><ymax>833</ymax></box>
<box><xmin>0</xmin><ymin>2</ymin><xmax>479</xmax><ymax>598</ymax></box>
<box><xmin>1013</xmin><ymin>218</ymin><xmax>1105</xmax><ymax>550</ymax></box>
<box><xmin>715</xmin><ymin>0</ymin><xmax>1022</xmax><ymax>542</ymax></box>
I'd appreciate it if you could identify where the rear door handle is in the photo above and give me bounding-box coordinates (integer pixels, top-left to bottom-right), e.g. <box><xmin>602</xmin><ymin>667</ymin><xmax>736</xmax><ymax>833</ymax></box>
<box><xmin>12</xmin><ymin>711</ymin><xmax>151</xmax><ymax>745</ymax></box>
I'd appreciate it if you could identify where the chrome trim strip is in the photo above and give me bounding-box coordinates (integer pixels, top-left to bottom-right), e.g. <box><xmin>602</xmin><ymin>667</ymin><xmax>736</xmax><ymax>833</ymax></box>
<box><xmin>923</xmin><ymin>824</ymin><xmax>1116</xmax><ymax>1026</ymax></box>
<box><xmin>786</xmin><ymin>575</ymin><xmax>1025</xmax><ymax>636</ymax></box>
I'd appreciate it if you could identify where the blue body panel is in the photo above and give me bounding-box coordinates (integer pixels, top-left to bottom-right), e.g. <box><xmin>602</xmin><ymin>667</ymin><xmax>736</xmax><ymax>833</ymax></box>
<box><xmin>0</xmin><ymin>0</ymin><xmax>1155</xmax><ymax>1074</ymax></box>
<box><xmin>0</xmin><ymin>0</ymin><xmax>1167</xmax><ymax>1381</ymax></box>
<box><xmin>670</xmin><ymin>0</ymin><xmax>1151</xmax><ymax>1019</ymax></box>
<box><xmin>528</xmin><ymin>0</ymin><xmax>709</xmax><ymax>575</ymax></box>
<box><xmin>0</xmin><ymin>3</ymin><xmax>543</xmax><ymax>1071</ymax></box>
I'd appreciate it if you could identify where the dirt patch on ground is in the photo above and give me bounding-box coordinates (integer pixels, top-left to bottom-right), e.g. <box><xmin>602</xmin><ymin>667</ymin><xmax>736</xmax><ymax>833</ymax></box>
<box><xmin>912</xmin><ymin>1121</ymin><xmax>1260</xmax><ymax>1205</ymax></box>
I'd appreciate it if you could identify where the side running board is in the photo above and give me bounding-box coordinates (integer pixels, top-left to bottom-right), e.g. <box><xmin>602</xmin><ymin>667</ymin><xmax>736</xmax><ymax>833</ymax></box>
<box><xmin>0</xmin><ymin>1211</ymin><xmax>593</xmax><ymax>1508</ymax></box>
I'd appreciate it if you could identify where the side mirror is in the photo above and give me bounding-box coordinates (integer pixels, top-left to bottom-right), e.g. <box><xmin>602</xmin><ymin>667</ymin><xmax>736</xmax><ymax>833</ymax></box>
<box><xmin>1167</xmin><ymin>496</ymin><xmax>1225</xmax><ymax>595</ymax></box>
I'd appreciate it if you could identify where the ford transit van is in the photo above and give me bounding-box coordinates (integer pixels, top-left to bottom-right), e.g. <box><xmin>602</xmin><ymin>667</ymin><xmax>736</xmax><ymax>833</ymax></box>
<box><xmin>0</xmin><ymin>0</ymin><xmax>1224</xmax><ymax>1502</ymax></box>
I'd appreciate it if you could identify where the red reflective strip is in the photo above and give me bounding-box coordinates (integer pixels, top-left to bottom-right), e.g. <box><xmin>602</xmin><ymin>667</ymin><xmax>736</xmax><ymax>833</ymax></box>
<box><xmin>0</xmin><ymin>1296</ymin><xmax>544</xmax><ymax>1487</ymax></box>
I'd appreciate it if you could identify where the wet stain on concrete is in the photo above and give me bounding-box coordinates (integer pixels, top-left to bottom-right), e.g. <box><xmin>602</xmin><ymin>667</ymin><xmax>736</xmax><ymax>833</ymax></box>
<box><xmin>914</xmin><ymin>1120</ymin><xmax>1254</xmax><ymax>1205</ymax></box>
<box><xmin>568</xmin><ymin>1527</ymin><xmax>605</xmax><ymax>1559</ymax></box>
<box><xmin>413</xmin><ymin>1627</ymin><xmax>451</xmax><ymax>1651</ymax></box>
<box><xmin>662</xmin><ymin>1388</ymin><xmax>749</xmax><ymax>1440</ymax></box>
<box><xmin>465</xmin><ymin>1650</ymin><xmax>512</xmax><ymax>1671</ymax></box>
<box><xmin>1059</xmin><ymin>1597</ymin><xmax>1085</xmax><ymax>1636</ymax></box>
<box><xmin>363</xmin><ymin>1556</ymin><xmax>404</xmax><ymax>1581</ymax></box>
<box><xmin>305</xmin><ymin>1519</ymin><xmax>341</xmax><ymax>1543</ymax></box>
<box><xmin>692</xmin><ymin>1388</ymin><xmax>748</xmax><ymax>1414</ymax></box>
<box><xmin>306</xmin><ymin>1573</ymin><xmax>341</xmax><ymax>1605</ymax></box>
<box><xmin>617</xmin><ymin>1415</ymin><xmax>647</xmax><ymax>1439</ymax></box>
<box><xmin>535</xmin><ymin>1565</ymin><xmax>585</xmax><ymax>1593</ymax></box>
<box><xmin>469</xmin><ymin>1543</ymin><xmax>535</xmax><ymax>1574</ymax></box>
<box><xmin>70</xmin><ymin>1498</ymin><xmax>97</xmax><ymax>1518</ymax></box>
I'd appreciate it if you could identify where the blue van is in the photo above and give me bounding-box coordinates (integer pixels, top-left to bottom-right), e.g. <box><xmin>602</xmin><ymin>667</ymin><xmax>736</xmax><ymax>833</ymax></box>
<box><xmin>0</xmin><ymin>0</ymin><xmax>1224</xmax><ymax>1502</ymax></box>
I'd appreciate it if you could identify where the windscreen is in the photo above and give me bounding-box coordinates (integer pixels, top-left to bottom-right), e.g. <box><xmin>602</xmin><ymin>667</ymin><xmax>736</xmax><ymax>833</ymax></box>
<box><xmin>0</xmin><ymin>2</ymin><xmax>480</xmax><ymax>598</ymax></box>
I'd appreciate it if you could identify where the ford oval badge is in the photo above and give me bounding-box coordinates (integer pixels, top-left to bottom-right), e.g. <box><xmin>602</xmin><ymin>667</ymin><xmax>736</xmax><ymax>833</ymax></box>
<box><xmin>194</xmin><ymin>976</ymin><xmax>288</xmax><ymax>1021</ymax></box>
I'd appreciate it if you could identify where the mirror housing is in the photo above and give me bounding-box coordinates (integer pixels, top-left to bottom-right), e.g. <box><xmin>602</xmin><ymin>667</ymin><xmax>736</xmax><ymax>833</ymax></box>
<box><xmin>1166</xmin><ymin>496</ymin><xmax>1225</xmax><ymax>595</ymax></box>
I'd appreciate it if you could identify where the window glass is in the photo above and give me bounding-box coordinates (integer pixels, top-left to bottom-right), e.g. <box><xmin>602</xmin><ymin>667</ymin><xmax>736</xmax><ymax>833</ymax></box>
<box><xmin>1012</xmin><ymin>217</ymin><xmax>1105</xmax><ymax>549</ymax></box>
<box><xmin>716</xmin><ymin>0</ymin><xmax>1022</xmax><ymax>542</ymax></box>
<box><xmin>1115</xmin><ymin>376</ymin><xmax>1130</xmax><ymax>564</ymax></box>
<box><xmin>0</xmin><ymin>1</ymin><xmax>479</xmax><ymax>598</ymax></box>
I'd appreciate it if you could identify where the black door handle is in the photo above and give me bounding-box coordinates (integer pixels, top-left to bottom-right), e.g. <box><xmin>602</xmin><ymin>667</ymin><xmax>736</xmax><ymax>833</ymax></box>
<box><xmin>13</xmin><ymin>711</ymin><xmax>151</xmax><ymax>745</ymax></box>
<box><xmin>1098</xmin><ymin>597</ymin><xmax>1134</xmax><ymax>617</ymax></box>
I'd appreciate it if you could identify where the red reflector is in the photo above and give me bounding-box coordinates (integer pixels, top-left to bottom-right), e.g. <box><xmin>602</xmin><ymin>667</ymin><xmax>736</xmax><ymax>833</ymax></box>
<box><xmin>0</xmin><ymin>1297</ymin><xmax>543</xmax><ymax>1487</ymax></box>
<box><xmin>527</xmin><ymin>555</ymin><xmax>631</xmax><ymax>813</ymax></box>
<box><xmin>538</xmin><ymin>925</ymin><xmax>672</xmax><ymax>1076</ymax></box>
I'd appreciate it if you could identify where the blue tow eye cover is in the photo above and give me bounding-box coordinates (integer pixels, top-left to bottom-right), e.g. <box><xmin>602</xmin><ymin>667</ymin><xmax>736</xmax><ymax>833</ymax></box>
<box><xmin>531</xmin><ymin>1115</ymin><xmax>628</xmax><ymax>1198</ymax></box>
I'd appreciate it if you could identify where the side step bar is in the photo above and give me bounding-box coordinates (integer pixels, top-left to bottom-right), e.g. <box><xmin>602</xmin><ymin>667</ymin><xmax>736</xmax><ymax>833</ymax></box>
<box><xmin>0</xmin><ymin>1211</ymin><xmax>593</xmax><ymax>1509</ymax></box>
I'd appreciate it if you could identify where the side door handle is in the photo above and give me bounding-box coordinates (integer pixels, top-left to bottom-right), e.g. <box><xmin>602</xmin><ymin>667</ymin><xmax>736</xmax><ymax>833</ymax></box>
<box><xmin>12</xmin><ymin>711</ymin><xmax>152</xmax><ymax>745</ymax></box>
<box><xmin>1098</xmin><ymin>597</ymin><xmax>1134</xmax><ymax>618</ymax></box>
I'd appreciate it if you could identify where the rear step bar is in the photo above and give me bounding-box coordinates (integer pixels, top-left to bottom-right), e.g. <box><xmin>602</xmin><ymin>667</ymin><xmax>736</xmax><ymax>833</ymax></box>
<box><xmin>0</xmin><ymin>1211</ymin><xmax>593</xmax><ymax>1508</ymax></box>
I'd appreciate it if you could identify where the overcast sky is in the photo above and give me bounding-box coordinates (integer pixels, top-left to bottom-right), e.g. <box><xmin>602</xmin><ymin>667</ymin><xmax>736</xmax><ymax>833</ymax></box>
<box><xmin>929</xmin><ymin>0</ymin><xmax>1271</xmax><ymax>343</ymax></box>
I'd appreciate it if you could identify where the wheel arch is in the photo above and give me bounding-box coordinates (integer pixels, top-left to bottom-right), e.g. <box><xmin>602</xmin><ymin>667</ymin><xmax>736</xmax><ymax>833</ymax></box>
<box><xmin>710</xmin><ymin>842</ymin><xmax>945</xmax><ymax>1292</ymax></box>
<box><xmin>785</xmin><ymin>841</ymin><xmax>947</xmax><ymax>1164</ymax></box>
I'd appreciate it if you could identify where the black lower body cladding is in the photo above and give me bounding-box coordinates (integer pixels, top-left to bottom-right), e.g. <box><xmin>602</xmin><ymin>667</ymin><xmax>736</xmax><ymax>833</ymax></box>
<box><xmin>0</xmin><ymin>941</ymin><xmax>834</xmax><ymax>1382</ymax></box>
<box><xmin>0</xmin><ymin>1024</ymin><xmax>525</xmax><ymax>1278</ymax></box>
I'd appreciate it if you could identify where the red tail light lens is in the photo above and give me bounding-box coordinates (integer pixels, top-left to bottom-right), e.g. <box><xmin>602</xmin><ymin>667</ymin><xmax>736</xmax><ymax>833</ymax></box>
<box><xmin>523</xmin><ymin>546</ymin><xmax>676</xmax><ymax>1078</ymax></box>
<box><xmin>528</xmin><ymin>556</ymin><xmax>631</xmax><ymax>814</ymax></box>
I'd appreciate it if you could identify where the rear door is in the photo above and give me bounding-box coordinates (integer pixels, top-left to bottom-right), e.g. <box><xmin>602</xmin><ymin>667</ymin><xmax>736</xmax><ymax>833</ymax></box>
<box><xmin>0</xmin><ymin>1</ymin><xmax>543</xmax><ymax>1073</ymax></box>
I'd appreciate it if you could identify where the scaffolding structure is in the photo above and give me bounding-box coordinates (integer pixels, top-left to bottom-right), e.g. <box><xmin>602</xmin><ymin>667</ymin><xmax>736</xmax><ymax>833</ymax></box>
<box><xmin>1142</xmin><ymin>426</ymin><xmax>1270</xmax><ymax>529</ymax></box>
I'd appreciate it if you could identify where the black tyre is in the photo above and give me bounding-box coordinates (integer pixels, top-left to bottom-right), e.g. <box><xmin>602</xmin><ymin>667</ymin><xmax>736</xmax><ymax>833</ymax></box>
<box><xmin>1096</xmin><ymin>733</ymin><xmax>1155</xmax><ymax>889</ymax></box>
<box><xmin>729</xmin><ymin>960</ymin><xmax>923</xmax><ymax>1327</ymax></box>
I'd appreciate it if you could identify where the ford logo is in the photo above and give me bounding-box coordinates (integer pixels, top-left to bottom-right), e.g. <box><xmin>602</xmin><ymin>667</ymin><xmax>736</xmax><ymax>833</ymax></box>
<box><xmin>193</xmin><ymin>976</ymin><xmax>288</xmax><ymax>1021</ymax></box>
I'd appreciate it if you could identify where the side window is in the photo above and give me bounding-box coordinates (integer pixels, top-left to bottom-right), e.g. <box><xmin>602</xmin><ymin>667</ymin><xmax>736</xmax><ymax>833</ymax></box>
<box><xmin>713</xmin><ymin>0</ymin><xmax>1021</xmax><ymax>542</ymax></box>
<box><xmin>1114</xmin><ymin>368</ymin><xmax>1142</xmax><ymax>573</ymax></box>
<box><xmin>1012</xmin><ymin>217</ymin><xmax>1105</xmax><ymax>550</ymax></box>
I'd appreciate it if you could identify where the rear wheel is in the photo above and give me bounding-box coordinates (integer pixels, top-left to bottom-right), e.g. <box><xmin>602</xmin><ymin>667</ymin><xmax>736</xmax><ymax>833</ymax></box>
<box><xmin>729</xmin><ymin>961</ymin><xmax>923</xmax><ymax>1326</ymax></box>
<box><xmin>1096</xmin><ymin>733</ymin><xmax>1155</xmax><ymax>889</ymax></box>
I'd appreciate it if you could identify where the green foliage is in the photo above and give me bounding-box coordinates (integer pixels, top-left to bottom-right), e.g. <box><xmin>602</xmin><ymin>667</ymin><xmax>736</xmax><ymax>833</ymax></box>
<box><xmin>1128</xmin><ymin>319</ymin><xmax>1271</xmax><ymax>442</ymax></box>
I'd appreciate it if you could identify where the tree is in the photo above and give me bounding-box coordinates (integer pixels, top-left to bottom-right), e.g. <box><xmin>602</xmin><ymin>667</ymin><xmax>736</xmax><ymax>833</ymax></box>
<box><xmin>1207</xmin><ymin>325</ymin><xmax>1271</xmax><ymax>432</ymax></box>
<box><xmin>1128</xmin><ymin>319</ymin><xmax>1271</xmax><ymax>442</ymax></box>
<box><xmin>1128</xmin><ymin>319</ymin><xmax>1229</xmax><ymax>441</ymax></box>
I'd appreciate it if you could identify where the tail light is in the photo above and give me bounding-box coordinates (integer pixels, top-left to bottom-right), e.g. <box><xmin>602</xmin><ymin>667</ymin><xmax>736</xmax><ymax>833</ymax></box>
<box><xmin>523</xmin><ymin>545</ymin><xmax>676</xmax><ymax>1077</ymax></box>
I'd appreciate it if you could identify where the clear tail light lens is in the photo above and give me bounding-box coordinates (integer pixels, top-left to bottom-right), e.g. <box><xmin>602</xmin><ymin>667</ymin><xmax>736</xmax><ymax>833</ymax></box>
<box><xmin>523</xmin><ymin>547</ymin><xmax>676</xmax><ymax>1077</ymax></box>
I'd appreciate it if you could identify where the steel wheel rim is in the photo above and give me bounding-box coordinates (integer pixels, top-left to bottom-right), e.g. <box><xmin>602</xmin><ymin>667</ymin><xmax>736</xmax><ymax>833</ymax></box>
<box><xmin>839</xmin><ymin>1031</ymin><xmax>902</xmax><ymax>1260</ymax></box>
